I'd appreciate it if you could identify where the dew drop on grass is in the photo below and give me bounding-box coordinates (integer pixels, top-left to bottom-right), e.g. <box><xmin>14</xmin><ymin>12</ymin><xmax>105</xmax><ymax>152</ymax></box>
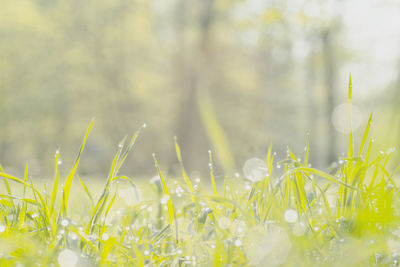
<box><xmin>195</xmin><ymin>178</ymin><xmax>201</xmax><ymax>183</ymax></box>
<box><xmin>0</xmin><ymin>225</ymin><xmax>5</xmax><ymax>233</ymax></box>
<box><xmin>58</xmin><ymin>249</ymin><xmax>78</xmax><ymax>267</ymax></box>
<box><xmin>284</xmin><ymin>209</ymin><xmax>298</xmax><ymax>223</ymax></box>
<box><xmin>243</xmin><ymin>157</ymin><xmax>268</xmax><ymax>182</ymax></box>
<box><xmin>160</xmin><ymin>195</ymin><xmax>169</xmax><ymax>205</ymax></box>
<box><xmin>218</xmin><ymin>216</ymin><xmax>230</xmax><ymax>229</ymax></box>
<box><xmin>101</xmin><ymin>233</ymin><xmax>109</xmax><ymax>241</ymax></box>
<box><xmin>230</xmin><ymin>220</ymin><xmax>247</xmax><ymax>236</ymax></box>
<box><xmin>234</xmin><ymin>239</ymin><xmax>242</xmax><ymax>247</ymax></box>
<box><xmin>61</xmin><ymin>219</ymin><xmax>69</xmax><ymax>227</ymax></box>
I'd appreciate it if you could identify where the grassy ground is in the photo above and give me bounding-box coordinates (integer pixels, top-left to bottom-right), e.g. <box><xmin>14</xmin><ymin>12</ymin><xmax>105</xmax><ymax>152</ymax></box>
<box><xmin>1</xmin><ymin>79</ymin><xmax>400</xmax><ymax>266</ymax></box>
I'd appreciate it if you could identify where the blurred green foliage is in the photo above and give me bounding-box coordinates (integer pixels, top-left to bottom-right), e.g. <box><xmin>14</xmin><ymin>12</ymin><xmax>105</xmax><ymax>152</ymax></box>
<box><xmin>0</xmin><ymin>0</ymin><xmax>398</xmax><ymax>179</ymax></box>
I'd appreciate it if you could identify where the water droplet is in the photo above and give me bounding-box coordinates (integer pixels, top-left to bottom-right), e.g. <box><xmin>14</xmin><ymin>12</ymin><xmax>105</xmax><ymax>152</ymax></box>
<box><xmin>0</xmin><ymin>225</ymin><xmax>5</xmax><ymax>233</ymax></box>
<box><xmin>61</xmin><ymin>219</ymin><xmax>69</xmax><ymax>227</ymax></box>
<box><xmin>142</xmin><ymin>123</ymin><xmax>147</xmax><ymax>128</ymax></box>
<box><xmin>195</xmin><ymin>178</ymin><xmax>201</xmax><ymax>183</ymax></box>
<box><xmin>284</xmin><ymin>209</ymin><xmax>298</xmax><ymax>223</ymax></box>
<box><xmin>101</xmin><ymin>233</ymin><xmax>109</xmax><ymax>241</ymax></box>
<box><xmin>160</xmin><ymin>195</ymin><xmax>169</xmax><ymax>205</ymax></box>
<box><xmin>58</xmin><ymin>249</ymin><xmax>78</xmax><ymax>267</ymax></box>
<box><xmin>57</xmin><ymin>160</ymin><xmax>62</xmax><ymax>165</ymax></box>
<box><xmin>234</xmin><ymin>239</ymin><xmax>242</xmax><ymax>247</ymax></box>
<box><xmin>218</xmin><ymin>216</ymin><xmax>230</xmax><ymax>229</ymax></box>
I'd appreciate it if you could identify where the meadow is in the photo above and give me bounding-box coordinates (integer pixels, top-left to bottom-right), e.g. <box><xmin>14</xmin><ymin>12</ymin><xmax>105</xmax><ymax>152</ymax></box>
<box><xmin>1</xmin><ymin>79</ymin><xmax>399</xmax><ymax>267</ymax></box>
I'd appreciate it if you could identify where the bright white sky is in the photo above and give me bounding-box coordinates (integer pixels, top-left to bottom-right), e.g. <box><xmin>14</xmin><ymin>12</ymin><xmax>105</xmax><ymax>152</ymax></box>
<box><xmin>236</xmin><ymin>0</ymin><xmax>400</xmax><ymax>98</ymax></box>
<box><xmin>341</xmin><ymin>0</ymin><xmax>400</xmax><ymax>98</ymax></box>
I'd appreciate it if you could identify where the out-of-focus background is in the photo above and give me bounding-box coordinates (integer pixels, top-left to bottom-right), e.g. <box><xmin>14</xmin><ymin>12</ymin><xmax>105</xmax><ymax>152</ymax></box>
<box><xmin>1</xmin><ymin>0</ymin><xmax>400</xmax><ymax>179</ymax></box>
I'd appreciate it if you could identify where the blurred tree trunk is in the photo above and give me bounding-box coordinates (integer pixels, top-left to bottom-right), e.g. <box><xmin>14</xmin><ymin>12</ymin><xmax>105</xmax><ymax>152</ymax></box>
<box><xmin>304</xmin><ymin>44</ymin><xmax>318</xmax><ymax>166</ymax></box>
<box><xmin>173</xmin><ymin>0</ymin><xmax>214</xmax><ymax>173</ymax></box>
<box><xmin>322</xmin><ymin>28</ymin><xmax>337</xmax><ymax>164</ymax></box>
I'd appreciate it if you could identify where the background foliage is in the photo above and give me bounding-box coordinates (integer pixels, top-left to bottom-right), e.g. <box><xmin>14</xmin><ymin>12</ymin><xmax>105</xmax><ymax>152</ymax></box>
<box><xmin>1</xmin><ymin>0</ymin><xmax>400</xmax><ymax>179</ymax></box>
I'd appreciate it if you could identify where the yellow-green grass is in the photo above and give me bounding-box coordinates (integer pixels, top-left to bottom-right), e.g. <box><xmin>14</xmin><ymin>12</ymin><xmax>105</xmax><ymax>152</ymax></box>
<box><xmin>0</xmin><ymin>78</ymin><xmax>399</xmax><ymax>266</ymax></box>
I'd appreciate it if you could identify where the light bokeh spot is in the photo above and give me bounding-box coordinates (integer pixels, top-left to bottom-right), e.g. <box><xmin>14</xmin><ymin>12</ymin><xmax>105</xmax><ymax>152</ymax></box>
<box><xmin>243</xmin><ymin>225</ymin><xmax>291</xmax><ymax>266</ymax></box>
<box><xmin>331</xmin><ymin>103</ymin><xmax>364</xmax><ymax>134</ymax></box>
<box><xmin>58</xmin><ymin>249</ymin><xmax>78</xmax><ymax>267</ymax></box>
<box><xmin>243</xmin><ymin>157</ymin><xmax>268</xmax><ymax>182</ymax></box>
<box><xmin>284</xmin><ymin>209</ymin><xmax>298</xmax><ymax>223</ymax></box>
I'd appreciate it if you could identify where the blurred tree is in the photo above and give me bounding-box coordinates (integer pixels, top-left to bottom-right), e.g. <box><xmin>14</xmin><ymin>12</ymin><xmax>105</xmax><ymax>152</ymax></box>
<box><xmin>0</xmin><ymin>0</ymin><xmax>365</xmax><ymax>178</ymax></box>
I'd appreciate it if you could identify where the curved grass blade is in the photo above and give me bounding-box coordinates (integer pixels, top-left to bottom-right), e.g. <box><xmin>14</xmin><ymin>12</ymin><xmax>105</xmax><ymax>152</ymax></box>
<box><xmin>62</xmin><ymin>120</ymin><xmax>94</xmax><ymax>216</ymax></box>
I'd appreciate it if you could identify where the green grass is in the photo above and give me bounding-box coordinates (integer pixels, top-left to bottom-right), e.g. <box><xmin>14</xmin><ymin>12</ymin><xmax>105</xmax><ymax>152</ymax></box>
<box><xmin>1</xmin><ymin>79</ymin><xmax>400</xmax><ymax>266</ymax></box>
